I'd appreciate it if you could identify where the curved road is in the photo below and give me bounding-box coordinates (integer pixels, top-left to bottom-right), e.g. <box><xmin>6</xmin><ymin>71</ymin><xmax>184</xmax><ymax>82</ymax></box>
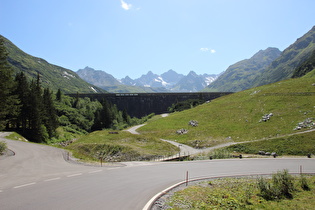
<box><xmin>1</xmin><ymin>134</ymin><xmax>315</xmax><ymax>210</ymax></box>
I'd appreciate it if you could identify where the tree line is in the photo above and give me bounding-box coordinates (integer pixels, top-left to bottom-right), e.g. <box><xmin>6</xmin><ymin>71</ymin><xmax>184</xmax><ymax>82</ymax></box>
<box><xmin>0</xmin><ymin>37</ymin><xmax>152</xmax><ymax>143</ymax></box>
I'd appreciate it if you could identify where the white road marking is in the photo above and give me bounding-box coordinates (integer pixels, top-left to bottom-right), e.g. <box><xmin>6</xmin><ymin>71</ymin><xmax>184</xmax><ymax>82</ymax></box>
<box><xmin>14</xmin><ymin>182</ymin><xmax>36</xmax><ymax>189</ymax></box>
<box><xmin>88</xmin><ymin>170</ymin><xmax>102</xmax><ymax>174</ymax></box>
<box><xmin>45</xmin><ymin>177</ymin><xmax>61</xmax><ymax>182</ymax></box>
<box><xmin>107</xmin><ymin>168</ymin><xmax>119</xmax><ymax>170</ymax></box>
<box><xmin>67</xmin><ymin>173</ymin><xmax>82</xmax><ymax>177</ymax></box>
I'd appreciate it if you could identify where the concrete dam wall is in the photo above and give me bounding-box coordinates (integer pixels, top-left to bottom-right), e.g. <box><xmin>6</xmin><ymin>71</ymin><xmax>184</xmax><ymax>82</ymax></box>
<box><xmin>67</xmin><ymin>92</ymin><xmax>232</xmax><ymax>118</ymax></box>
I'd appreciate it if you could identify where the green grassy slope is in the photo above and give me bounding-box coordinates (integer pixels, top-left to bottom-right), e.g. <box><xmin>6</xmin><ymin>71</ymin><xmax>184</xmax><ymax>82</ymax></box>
<box><xmin>67</xmin><ymin>130</ymin><xmax>179</xmax><ymax>162</ymax></box>
<box><xmin>227</xmin><ymin>130</ymin><xmax>315</xmax><ymax>156</ymax></box>
<box><xmin>139</xmin><ymin>71</ymin><xmax>315</xmax><ymax>148</ymax></box>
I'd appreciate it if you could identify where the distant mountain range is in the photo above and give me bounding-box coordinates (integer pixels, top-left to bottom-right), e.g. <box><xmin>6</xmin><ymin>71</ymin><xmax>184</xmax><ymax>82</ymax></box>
<box><xmin>77</xmin><ymin>67</ymin><xmax>218</xmax><ymax>92</ymax></box>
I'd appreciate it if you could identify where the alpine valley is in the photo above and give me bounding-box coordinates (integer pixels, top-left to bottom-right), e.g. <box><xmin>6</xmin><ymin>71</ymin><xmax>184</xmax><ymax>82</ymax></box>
<box><xmin>1</xmin><ymin>25</ymin><xmax>315</xmax><ymax>94</ymax></box>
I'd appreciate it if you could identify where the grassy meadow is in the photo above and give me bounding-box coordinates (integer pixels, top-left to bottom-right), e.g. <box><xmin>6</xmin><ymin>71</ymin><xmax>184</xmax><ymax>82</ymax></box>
<box><xmin>226</xmin><ymin>130</ymin><xmax>315</xmax><ymax>156</ymax></box>
<box><xmin>139</xmin><ymin>75</ymin><xmax>315</xmax><ymax>148</ymax></box>
<box><xmin>67</xmin><ymin>130</ymin><xmax>179</xmax><ymax>162</ymax></box>
<box><xmin>167</xmin><ymin>174</ymin><xmax>315</xmax><ymax>209</ymax></box>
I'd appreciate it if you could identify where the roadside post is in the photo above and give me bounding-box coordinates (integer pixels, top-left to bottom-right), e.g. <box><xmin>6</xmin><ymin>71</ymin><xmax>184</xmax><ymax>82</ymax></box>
<box><xmin>186</xmin><ymin>171</ymin><xmax>189</xmax><ymax>186</ymax></box>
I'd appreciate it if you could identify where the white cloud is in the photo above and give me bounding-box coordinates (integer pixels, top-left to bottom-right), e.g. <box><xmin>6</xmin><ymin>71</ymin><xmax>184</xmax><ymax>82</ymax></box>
<box><xmin>200</xmin><ymin>48</ymin><xmax>216</xmax><ymax>53</ymax></box>
<box><xmin>121</xmin><ymin>0</ymin><xmax>132</xmax><ymax>10</ymax></box>
<box><xmin>200</xmin><ymin>48</ymin><xmax>209</xmax><ymax>52</ymax></box>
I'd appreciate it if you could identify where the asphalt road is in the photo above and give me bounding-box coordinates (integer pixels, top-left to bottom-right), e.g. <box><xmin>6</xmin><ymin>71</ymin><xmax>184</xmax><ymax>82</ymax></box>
<box><xmin>1</xmin><ymin>135</ymin><xmax>315</xmax><ymax>210</ymax></box>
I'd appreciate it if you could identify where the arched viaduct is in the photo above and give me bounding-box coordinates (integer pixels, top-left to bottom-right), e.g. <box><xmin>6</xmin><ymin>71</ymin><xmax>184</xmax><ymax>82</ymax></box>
<box><xmin>67</xmin><ymin>92</ymin><xmax>233</xmax><ymax>118</ymax></box>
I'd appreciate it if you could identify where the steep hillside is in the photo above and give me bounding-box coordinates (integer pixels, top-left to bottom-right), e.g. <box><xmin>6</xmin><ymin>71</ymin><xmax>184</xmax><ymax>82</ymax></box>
<box><xmin>204</xmin><ymin>47</ymin><xmax>281</xmax><ymax>92</ymax></box>
<box><xmin>253</xmin><ymin>26</ymin><xmax>315</xmax><ymax>87</ymax></box>
<box><xmin>1</xmin><ymin>35</ymin><xmax>104</xmax><ymax>93</ymax></box>
<box><xmin>139</xmin><ymin>71</ymin><xmax>315</xmax><ymax>148</ymax></box>
<box><xmin>292</xmin><ymin>49</ymin><xmax>315</xmax><ymax>78</ymax></box>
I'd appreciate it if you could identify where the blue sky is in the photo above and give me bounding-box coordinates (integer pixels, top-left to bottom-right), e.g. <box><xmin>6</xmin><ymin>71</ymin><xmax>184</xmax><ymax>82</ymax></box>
<box><xmin>1</xmin><ymin>0</ymin><xmax>314</xmax><ymax>79</ymax></box>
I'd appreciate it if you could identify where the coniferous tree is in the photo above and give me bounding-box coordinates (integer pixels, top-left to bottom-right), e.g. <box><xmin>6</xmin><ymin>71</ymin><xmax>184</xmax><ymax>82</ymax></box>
<box><xmin>43</xmin><ymin>88</ymin><xmax>58</xmax><ymax>138</ymax></box>
<box><xmin>56</xmin><ymin>89</ymin><xmax>62</xmax><ymax>101</ymax></box>
<box><xmin>91</xmin><ymin>108</ymin><xmax>103</xmax><ymax>131</ymax></box>
<box><xmin>0</xmin><ymin>37</ymin><xmax>19</xmax><ymax>130</ymax></box>
<box><xmin>91</xmin><ymin>100</ymin><xmax>114</xmax><ymax>130</ymax></box>
<box><xmin>122</xmin><ymin>109</ymin><xmax>130</xmax><ymax>124</ymax></box>
<box><xmin>28</xmin><ymin>74</ymin><xmax>47</xmax><ymax>142</ymax></box>
<box><xmin>14</xmin><ymin>72</ymin><xmax>30</xmax><ymax>131</ymax></box>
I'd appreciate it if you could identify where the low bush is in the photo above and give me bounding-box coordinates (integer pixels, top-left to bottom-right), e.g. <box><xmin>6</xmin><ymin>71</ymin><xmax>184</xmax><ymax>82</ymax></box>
<box><xmin>258</xmin><ymin>169</ymin><xmax>295</xmax><ymax>200</ymax></box>
<box><xmin>167</xmin><ymin>172</ymin><xmax>315</xmax><ymax>209</ymax></box>
<box><xmin>0</xmin><ymin>141</ymin><xmax>7</xmax><ymax>154</ymax></box>
<box><xmin>208</xmin><ymin>149</ymin><xmax>233</xmax><ymax>159</ymax></box>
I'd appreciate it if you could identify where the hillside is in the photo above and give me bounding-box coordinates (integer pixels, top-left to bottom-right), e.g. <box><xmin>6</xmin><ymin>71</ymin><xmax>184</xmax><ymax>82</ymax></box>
<box><xmin>204</xmin><ymin>47</ymin><xmax>281</xmax><ymax>92</ymax></box>
<box><xmin>252</xmin><ymin>26</ymin><xmax>315</xmax><ymax>87</ymax></box>
<box><xmin>292</xmin><ymin>49</ymin><xmax>315</xmax><ymax>78</ymax></box>
<box><xmin>1</xmin><ymin>35</ymin><xmax>104</xmax><ymax>94</ymax></box>
<box><xmin>139</xmin><ymin>70</ymin><xmax>315</xmax><ymax>148</ymax></box>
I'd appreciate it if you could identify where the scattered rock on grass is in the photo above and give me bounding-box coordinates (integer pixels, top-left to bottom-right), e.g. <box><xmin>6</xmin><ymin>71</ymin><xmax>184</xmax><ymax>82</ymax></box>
<box><xmin>188</xmin><ymin>120</ymin><xmax>199</xmax><ymax>127</ymax></box>
<box><xmin>176</xmin><ymin>128</ymin><xmax>188</xmax><ymax>135</ymax></box>
<box><xmin>259</xmin><ymin>113</ymin><xmax>273</xmax><ymax>122</ymax></box>
<box><xmin>293</xmin><ymin>118</ymin><xmax>315</xmax><ymax>130</ymax></box>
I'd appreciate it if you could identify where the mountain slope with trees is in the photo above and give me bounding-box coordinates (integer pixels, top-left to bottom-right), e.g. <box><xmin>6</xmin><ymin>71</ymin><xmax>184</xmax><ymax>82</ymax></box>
<box><xmin>1</xmin><ymin>35</ymin><xmax>105</xmax><ymax>94</ymax></box>
<box><xmin>0</xmin><ymin>37</ymin><xmax>19</xmax><ymax>130</ymax></box>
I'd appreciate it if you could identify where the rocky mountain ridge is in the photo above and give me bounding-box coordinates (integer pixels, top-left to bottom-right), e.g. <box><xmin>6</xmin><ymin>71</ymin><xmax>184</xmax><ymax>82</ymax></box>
<box><xmin>78</xmin><ymin>67</ymin><xmax>218</xmax><ymax>92</ymax></box>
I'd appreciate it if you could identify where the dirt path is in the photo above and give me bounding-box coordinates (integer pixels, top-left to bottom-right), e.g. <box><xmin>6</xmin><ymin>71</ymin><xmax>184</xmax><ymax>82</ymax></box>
<box><xmin>124</xmin><ymin>124</ymin><xmax>145</xmax><ymax>135</ymax></box>
<box><xmin>124</xmin><ymin>123</ymin><xmax>235</xmax><ymax>157</ymax></box>
<box><xmin>125</xmin><ymin>121</ymin><xmax>315</xmax><ymax>159</ymax></box>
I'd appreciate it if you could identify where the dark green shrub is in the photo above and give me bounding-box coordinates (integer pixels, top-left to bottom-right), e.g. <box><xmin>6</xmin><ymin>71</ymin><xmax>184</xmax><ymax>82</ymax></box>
<box><xmin>0</xmin><ymin>141</ymin><xmax>7</xmax><ymax>154</ymax></box>
<box><xmin>257</xmin><ymin>169</ymin><xmax>295</xmax><ymax>200</ymax></box>
<box><xmin>300</xmin><ymin>174</ymin><xmax>311</xmax><ymax>191</ymax></box>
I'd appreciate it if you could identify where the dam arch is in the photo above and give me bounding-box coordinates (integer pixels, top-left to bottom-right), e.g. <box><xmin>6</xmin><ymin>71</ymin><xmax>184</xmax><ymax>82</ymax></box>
<box><xmin>66</xmin><ymin>92</ymin><xmax>233</xmax><ymax>118</ymax></box>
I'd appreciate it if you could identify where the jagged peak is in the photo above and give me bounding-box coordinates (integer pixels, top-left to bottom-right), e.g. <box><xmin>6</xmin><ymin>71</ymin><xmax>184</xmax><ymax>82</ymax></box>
<box><xmin>187</xmin><ymin>71</ymin><xmax>198</xmax><ymax>77</ymax></box>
